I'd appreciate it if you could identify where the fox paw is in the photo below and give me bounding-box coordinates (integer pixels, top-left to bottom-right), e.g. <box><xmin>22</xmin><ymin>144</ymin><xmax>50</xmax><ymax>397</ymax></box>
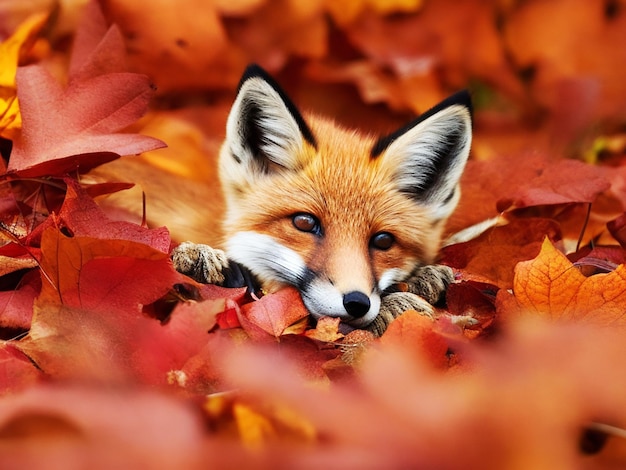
<box><xmin>171</xmin><ymin>241</ymin><xmax>258</xmax><ymax>290</ymax></box>
<box><xmin>400</xmin><ymin>264</ymin><xmax>455</xmax><ymax>305</ymax></box>
<box><xmin>171</xmin><ymin>242</ymin><xmax>230</xmax><ymax>284</ymax></box>
<box><xmin>367</xmin><ymin>292</ymin><xmax>435</xmax><ymax>337</ymax></box>
<box><xmin>368</xmin><ymin>264</ymin><xmax>454</xmax><ymax>336</ymax></box>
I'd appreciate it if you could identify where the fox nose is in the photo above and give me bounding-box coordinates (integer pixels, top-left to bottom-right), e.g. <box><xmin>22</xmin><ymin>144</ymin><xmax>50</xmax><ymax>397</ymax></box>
<box><xmin>343</xmin><ymin>291</ymin><xmax>371</xmax><ymax>318</ymax></box>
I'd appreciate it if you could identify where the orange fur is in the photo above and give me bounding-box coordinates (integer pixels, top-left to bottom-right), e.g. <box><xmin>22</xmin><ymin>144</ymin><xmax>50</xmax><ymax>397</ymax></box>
<box><xmin>220</xmin><ymin>115</ymin><xmax>444</xmax><ymax>294</ymax></box>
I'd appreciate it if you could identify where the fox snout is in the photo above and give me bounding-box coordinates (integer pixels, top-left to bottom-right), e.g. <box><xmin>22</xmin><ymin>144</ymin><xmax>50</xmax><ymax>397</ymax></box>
<box><xmin>343</xmin><ymin>291</ymin><xmax>371</xmax><ymax>318</ymax></box>
<box><xmin>299</xmin><ymin>276</ymin><xmax>382</xmax><ymax>328</ymax></box>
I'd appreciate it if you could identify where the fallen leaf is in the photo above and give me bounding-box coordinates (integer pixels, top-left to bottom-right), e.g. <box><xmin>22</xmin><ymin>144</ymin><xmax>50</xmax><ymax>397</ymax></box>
<box><xmin>448</xmin><ymin>153</ymin><xmax>611</xmax><ymax>235</ymax></box>
<box><xmin>0</xmin><ymin>343</ymin><xmax>42</xmax><ymax>392</ymax></box>
<box><xmin>5</xmin><ymin>4</ymin><xmax>165</xmax><ymax>177</ymax></box>
<box><xmin>445</xmin><ymin>281</ymin><xmax>497</xmax><ymax>337</ymax></box>
<box><xmin>223</xmin><ymin>0</ymin><xmax>327</xmax><ymax>72</ymax></box>
<box><xmin>0</xmin><ymin>12</ymin><xmax>47</xmax><ymax>139</ymax></box>
<box><xmin>304</xmin><ymin>316</ymin><xmax>344</xmax><ymax>342</ymax></box>
<box><xmin>217</xmin><ymin>319</ymin><xmax>626</xmax><ymax>468</ymax></box>
<box><xmin>506</xmin><ymin>238</ymin><xmax>626</xmax><ymax>325</ymax></box>
<box><xmin>496</xmin><ymin>159</ymin><xmax>611</xmax><ymax>212</ymax></box>
<box><xmin>0</xmin><ymin>254</ymin><xmax>38</xmax><ymax>277</ymax></box>
<box><xmin>6</xmin><ymin>65</ymin><xmax>164</xmax><ymax>177</ymax></box>
<box><xmin>378</xmin><ymin>311</ymin><xmax>453</xmax><ymax>369</ymax></box>
<box><xmin>233</xmin><ymin>399</ymin><xmax>316</xmax><ymax>449</ymax></box>
<box><xmin>504</xmin><ymin>0</ymin><xmax>626</xmax><ymax>124</ymax></box>
<box><xmin>326</xmin><ymin>0</ymin><xmax>424</xmax><ymax>26</ymax></box>
<box><xmin>215</xmin><ymin>300</ymin><xmax>244</xmax><ymax>330</ymax></box>
<box><xmin>58</xmin><ymin>178</ymin><xmax>170</xmax><ymax>252</ymax></box>
<box><xmin>101</xmin><ymin>0</ymin><xmax>235</xmax><ymax>92</ymax></box>
<box><xmin>0</xmin><ymin>269</ymin><xmax>39</xmax><ymax>331</ymax></box>
<box><xmin>342</xmin><ymin>0</ymin><xmax>522</xmax><ymax>112</ymax></box>
<box><xmin>0</xmin><ymin>385</ymin><xmax>206</xmax><ymax>468</ymax></box>
<box><xmin>441</xmin><ymin>217</ymin><xmax>562</xmax><ymax>289</ymax></box>
<box><xmin>239</xmin><ymin>288</ymin><xmax>309</xmax><ymax>338</ymax></box>
<box><xmin>607</xmin><ymin>212</ymin><xmax>626</xmax><ymax>248</ymax></box>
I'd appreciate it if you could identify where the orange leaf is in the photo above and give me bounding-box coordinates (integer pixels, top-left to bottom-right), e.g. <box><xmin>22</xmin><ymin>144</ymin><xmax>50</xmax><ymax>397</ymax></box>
<box><xmin>379</xmin><ymin>311</ymin><xmax>451</xmax><ymax>369</ymax></box>
<box><xmin>442</xmin><ymin>217</ymin><xmax>561</xmax><ymax>289</ymax></box>
<box><xmin>0</xmin><ymin>12</ymin><xmax>47</xmax><ymax>138</ymax></box>
<box><xmin>239</xmin><ymin>288</ymin><xmax>309</xmax><ymax>338</ymax></box>
<box><xmin>512</xmin><ymin>238</ymin><xmax>626</xmax><ymax>325</ymax></box>
<box><xmin>304</xmin><ymin>316</ymin><xmax>344</xmax><ymax>343</ymax></box>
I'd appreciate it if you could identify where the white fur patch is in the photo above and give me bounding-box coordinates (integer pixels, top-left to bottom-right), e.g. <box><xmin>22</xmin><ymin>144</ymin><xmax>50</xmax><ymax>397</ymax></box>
<box><xmin>302</xmin><ymin>279</ymin><xmax>381</xmax><ymax>329</ymax></box>
<box><xmin>378</xmin><ymin>268</ymin><xmax>410</xmax><ymax>292</ymax></box>
<box><xmin>225</xmin><ymin>232</ymin><xmax>307</xmax><ymax>287</ymax></box>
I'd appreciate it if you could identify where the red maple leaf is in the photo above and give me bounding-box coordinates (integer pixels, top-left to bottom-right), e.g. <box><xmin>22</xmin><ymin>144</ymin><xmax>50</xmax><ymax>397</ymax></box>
<box><xmin>4</xmin><ymin>3</ymin><xmax>164</xmax><ymax>178</ymax></box>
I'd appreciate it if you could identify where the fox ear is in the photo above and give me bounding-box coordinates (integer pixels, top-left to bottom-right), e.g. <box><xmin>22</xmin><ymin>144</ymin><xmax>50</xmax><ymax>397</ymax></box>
<box><xmin>372</xmin><ymin>91</ymin><xmax>472</xmax><ymax>220</ymax></box>
<box><xmin>223</xmin><ymin>64</ymin><xmax>316</xmax><ymax>176</ymax></box>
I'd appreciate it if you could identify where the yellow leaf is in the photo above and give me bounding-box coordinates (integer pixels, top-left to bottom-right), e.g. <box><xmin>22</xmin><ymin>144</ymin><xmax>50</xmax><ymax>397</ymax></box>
<box><xmin>513</xmin><ymin>238</ymin><xmax>626</xmax><ymax>325</ymax></box>
<box><xmin>304</xmin><ymin>316</ymin><xmax>344</xmax><ymax>342</ymax></box>
<box><xmin>0</xmin><ymin>13</ymin><xmax>47</xmax><ymax>137</ymax></box>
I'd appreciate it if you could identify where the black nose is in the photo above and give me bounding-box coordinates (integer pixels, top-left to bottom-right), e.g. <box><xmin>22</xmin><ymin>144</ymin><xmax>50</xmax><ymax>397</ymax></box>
<box><xmin>343</xmin><ymin>291</ymin><xmax>371</xmax><ymax>318</ymax></box>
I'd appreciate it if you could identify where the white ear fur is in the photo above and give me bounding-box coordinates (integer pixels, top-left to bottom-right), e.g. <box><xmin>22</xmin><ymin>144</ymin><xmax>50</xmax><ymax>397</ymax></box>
<box><xmin>377</xmin><ymin>96</ymin><xmax>472</xmax><ymax>220</ymax></box>
<box><xmin>223</xmin><ymin>67</ymin><xmax>314</xmax><ymax>177</ymax></box>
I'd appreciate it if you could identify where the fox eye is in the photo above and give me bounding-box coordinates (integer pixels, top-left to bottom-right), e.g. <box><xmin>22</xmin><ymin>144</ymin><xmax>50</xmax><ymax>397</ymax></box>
<box><xmin>370</xmin><ymin>232</ymin><xmax>394</xmax><ymax>250</ymax></box>
<box><xmin>292</xmin><ymin>213</ymin><xmax>321</xmax><ymax>234</ymax></box>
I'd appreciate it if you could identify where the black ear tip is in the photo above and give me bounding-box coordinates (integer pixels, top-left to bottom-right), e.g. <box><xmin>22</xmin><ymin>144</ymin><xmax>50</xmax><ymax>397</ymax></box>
<box><xmin>426</xmin><ymin>89</ymin><xmax>473</xmax><ymax>118</ymax></box>
<box><xmin>233</xmin><ymin>63</ymin><xmax>318</xmax><ymax>149</ymax></box>
<box><xmin>447</xmin><ymin>89</ymin><xmax>473</xmax><ymax>115</ymax></box>
<box><xmin>370</xmin><ymin>90</ymin><xmax>473</xmax><ymax>158</ymax></box>
<box><xmin>239</xmin><ymin>63</ymin><xmax>270</xmax><ymax>87</ymax></box>
<box><xmin>238</xmin><ymin>64</ymin><xmax>292</xmax><ymax>99</ymax></box>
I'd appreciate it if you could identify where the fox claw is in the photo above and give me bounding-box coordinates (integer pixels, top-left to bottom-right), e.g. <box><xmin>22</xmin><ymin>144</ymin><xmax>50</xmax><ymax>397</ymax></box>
<box><xmin>370</xmin><ymin>264</ymin><xmax>454</xmax><ymax>336</ymax></box>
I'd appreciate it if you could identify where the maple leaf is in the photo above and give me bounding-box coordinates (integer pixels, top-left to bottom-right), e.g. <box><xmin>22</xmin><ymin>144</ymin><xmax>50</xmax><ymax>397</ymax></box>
<box><xmin>58</xmin><ymin>178</ymin><xmax>170</xmax><ymax>250</ymax></box>
<box><xmin>500</xmin><ymin>238</ymin><xmax>626</xmax><ymax>325</ymax></box>
<box><xmin>0</xmin><ymin>343</ymin><xmax>42</xmax><ymax>392</ymax></box>
<box><xmin>4</xmin><ymin>4</ymin><xmax>165</xmax><ymax>178</ymax></box>
<box><xmin>239</xmin><ymin>288</ymin><xmax>309</xmax><ymax>339</ymax></box>
<box><xmin>0</xmin><ymin>270</ymin><xmax>39</xmax><ymax>331</ymax></box>
<box><xmin>0</xmin><ymin>13</ymin><xmax>47</xmax><ymax>139</ymax></box>
<box><xmin>441</xmin><ymin>217</ymin><xmax>562</xmax><ymax>288</ymax></box>
<box><xmin>304</xmin><ymin>316</ymin><xmax>344</xmax><ymax>342</ymax></box>
<box><xmin>0</xmin><ymin>252</ymin><xmax>38</xmax><ymax>277</ymax></box>
<box><xmin>448</xmin><ymin>153</ymin><xmax>611</xmax><ymax>234</ymax></box>
<box><xmin>340</xmin><ymin>0</ymin><xmax>521</xmax><ymax>112</ymax></box>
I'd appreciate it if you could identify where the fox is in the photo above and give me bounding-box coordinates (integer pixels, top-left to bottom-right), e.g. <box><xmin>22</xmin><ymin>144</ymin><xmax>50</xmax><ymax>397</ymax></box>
<box><xmin>172</xmin><ymin>64</ymin><xmax>472</xmax><ymax>335</ymax></box>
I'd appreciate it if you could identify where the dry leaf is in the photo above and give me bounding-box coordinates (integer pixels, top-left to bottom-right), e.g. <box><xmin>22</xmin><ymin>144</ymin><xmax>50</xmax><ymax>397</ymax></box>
<box><xmin>0</xmin><ymin>13</ymin><xmax>47</xmax><ymax>139</ymax></box>
<box><xmin>505</xmin><ymin>238</ymin><xmax>626</xmax><ymax>325</ymax></box>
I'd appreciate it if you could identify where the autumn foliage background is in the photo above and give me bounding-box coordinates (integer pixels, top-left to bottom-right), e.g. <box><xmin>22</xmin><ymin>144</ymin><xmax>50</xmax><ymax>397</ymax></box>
<box><xmin>2</xmin><ymin>0</ymin><xmax>626</xmax><ymax>468</ymax></box>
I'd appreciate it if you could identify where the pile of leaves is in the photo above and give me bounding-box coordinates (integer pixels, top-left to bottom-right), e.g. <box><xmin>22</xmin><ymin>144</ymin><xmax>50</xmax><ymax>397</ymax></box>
<box><xmin>1</xmin><ymin>1</ymin><xmax>626</xmax><ymax>468</ymax></box>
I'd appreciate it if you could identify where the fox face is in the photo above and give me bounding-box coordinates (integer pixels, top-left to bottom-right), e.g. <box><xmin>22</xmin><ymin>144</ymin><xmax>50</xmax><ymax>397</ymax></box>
<box><xmin>219</xmin><ymin>65</ymin><xmax>472</xmax><ymax>329</ymax></box>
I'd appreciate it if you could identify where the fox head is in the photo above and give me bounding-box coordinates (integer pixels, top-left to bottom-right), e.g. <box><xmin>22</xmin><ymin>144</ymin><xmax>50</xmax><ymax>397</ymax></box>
<box><xmin>219</xmin><ymin>64</ymin><xmax>472</xmax><ymax>329</ymax></box>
